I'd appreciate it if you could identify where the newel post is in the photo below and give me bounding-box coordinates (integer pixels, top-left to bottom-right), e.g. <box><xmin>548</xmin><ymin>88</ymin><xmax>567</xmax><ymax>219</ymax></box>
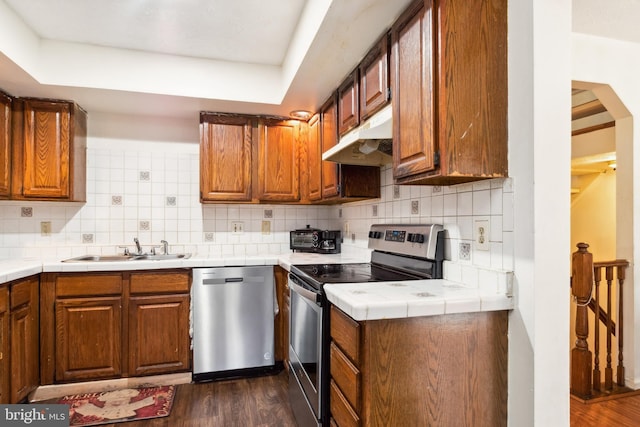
<box><xmin>571</xmin><ymin>242</ymin><xmax>593</xmax><ymax>398</ymax></box>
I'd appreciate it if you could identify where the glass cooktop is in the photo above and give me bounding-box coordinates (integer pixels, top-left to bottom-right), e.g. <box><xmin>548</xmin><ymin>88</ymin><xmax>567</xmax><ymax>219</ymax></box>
<box><xmin>290</xmin><ymin>262</ymin><xmax>423</xmax><ymax>289</ymax></box>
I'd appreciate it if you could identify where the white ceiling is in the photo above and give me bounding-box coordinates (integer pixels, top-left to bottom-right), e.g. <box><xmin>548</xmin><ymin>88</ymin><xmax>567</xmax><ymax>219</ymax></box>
<box><xmin>0</xmin><ymin>0</ymin><xmax>637</xmax><ymax>120</ymax></box>
<box><xmin>572</xmin><ymin>0</ymin><xmax>640</xmax><ymax>44</ymax></box>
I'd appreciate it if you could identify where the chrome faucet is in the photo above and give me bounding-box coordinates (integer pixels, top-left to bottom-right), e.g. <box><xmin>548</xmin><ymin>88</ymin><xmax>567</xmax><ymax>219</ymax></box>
<box><xmin>133</xmin><ymin>237</ymin><xmax>143</xmax><ymax>255</ymax></box>
<box><xmin>161</xmin><ymin>240</ymin><xmax>169</xmax><ymax>255</ymax></box>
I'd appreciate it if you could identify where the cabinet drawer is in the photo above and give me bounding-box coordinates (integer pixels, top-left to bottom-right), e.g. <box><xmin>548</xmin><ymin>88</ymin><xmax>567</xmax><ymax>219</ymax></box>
<box><xmin>330</xmin><ymin>342</ymin><xmax>360</xmax><ymax>411</ymax></box>
<box><xmin>330</xmin><ymin>306</ymin><xmax>360</xmax><ymax>363</ymax></box>
<box><xmin>56</xmin><ymin>274</ymin><xmax>122</xmax><ymax>297</ymax></box>
<box><xmin>130</xmin><ymin>271</ymin><xmax>190</xmax><ymax>294</ymax></box>
<box><xmin>330</xmin><ymin>379</ymin><xmax>360</xmax><ymax>427</ymax></box>
<box><xmin>10</xmin><ymin>276</ymin><xmax>37</xmax><ymax>309</ymax></box>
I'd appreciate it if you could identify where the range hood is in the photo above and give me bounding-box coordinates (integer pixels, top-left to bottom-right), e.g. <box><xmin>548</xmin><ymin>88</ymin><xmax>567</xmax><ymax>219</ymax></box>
<box><xmin>322</xmin><ymin>103</ymin><xmax>393</xmax><ymax>166</ymax></box>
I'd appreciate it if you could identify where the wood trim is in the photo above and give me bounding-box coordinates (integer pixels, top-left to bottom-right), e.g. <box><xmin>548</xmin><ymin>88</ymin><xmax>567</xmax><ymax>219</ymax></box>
<box><xmin>572</xmin><ymin>121</ymin><xmax>615</xmax><ymax>137</ymax></box>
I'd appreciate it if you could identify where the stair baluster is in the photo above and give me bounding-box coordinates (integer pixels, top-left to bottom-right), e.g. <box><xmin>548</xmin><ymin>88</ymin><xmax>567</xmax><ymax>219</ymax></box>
<box><xmin>571</xmin><ymin>242</ymin><xmax>593</xmax><ymax>398</ymax></box>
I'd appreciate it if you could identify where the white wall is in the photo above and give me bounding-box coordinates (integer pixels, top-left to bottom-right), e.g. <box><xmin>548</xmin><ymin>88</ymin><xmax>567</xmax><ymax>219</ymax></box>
<box><xmin>508</xmin><ymin>0</ymin><xmax>572</xmax><ymax>426</ymax></box>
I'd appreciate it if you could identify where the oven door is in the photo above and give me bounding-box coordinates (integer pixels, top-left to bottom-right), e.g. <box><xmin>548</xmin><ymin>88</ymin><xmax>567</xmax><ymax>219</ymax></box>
<box><xmin>288</xmin><ymin>274</ymin><xmax>324</xmax><ymax>426</ymax></box>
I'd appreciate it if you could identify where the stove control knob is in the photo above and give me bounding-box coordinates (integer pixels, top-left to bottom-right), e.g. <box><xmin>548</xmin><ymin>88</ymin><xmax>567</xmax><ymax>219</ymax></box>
<box><xmin>416</xmin><ymin>233</ymin><xmax>425</xmax><ymax>243</ymax></box>
<box><xmin>407</xmin><ymin>233</ymin><xmax>414</xmax><ymax>242</ymax></box>
<box><xmin>368</xmin><ymin>231</ymin><xmax>375</xmax><ymax>238</ymax></box>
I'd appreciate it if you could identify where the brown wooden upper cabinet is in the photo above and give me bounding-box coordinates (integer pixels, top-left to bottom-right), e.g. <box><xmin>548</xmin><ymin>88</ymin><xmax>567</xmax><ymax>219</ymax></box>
<box><xmin>391</xmin><ymin>0</ymin><xmax>508</xmax><ymax>185</ymax></box>
<box><xmin>257</xmin><ymin>118</ymin><xmax>301</xmax><ymax>202</ymax></box>
<box><xmin>359</xmin><ymin>33</ymin><xmax>390</xmax><ymax>121</ymax></box>
<box><xmin>307</xmin><ymin>114</ymin><xmax>322</xmax><ymax>202</ymax></box>
<box><xmin>0</xmin><ymin>91</ymin><xmax>11</xmax><ymax>199</ymax></box>
<box><xmin>200</xmin><ymin>113</ymin><xmax>253</xmax><ymax>202</ymax></box>
<box><xmin>200</xmin><ymin>113</ymin><xmax>303</xmax><ymax>204</ymax></box>
<box><xmin>337</xmin><ymin>70</ymin><xmax>360</xmax><ymax>136</ymax></box>
<box><xmin>321</xmin><ymin>96</ymin><xmax>340</xmax><ymax>199</ymax></box>
<box><xmin>11</xmin><ymin>98</ymin><xmax>87</xmax><ymax>201</ymax></box>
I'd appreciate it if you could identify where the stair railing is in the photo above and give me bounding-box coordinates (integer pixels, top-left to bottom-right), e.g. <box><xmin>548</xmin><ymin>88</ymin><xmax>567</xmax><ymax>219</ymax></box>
<box><xmin>570</xmin><ymin>242</ymin><xmax>629</xmax><ymax>399</ymax></box>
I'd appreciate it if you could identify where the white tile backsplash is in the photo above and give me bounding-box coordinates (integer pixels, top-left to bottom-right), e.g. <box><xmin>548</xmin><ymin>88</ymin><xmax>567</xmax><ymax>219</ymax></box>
<box><xmin>0</xmin><ymin>136</ymin><xmax>514</xmax><ymax>272</ymax></box>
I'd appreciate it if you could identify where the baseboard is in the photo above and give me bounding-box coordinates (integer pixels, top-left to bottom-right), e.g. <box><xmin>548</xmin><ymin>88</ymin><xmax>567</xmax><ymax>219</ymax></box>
<box><xmin>29</xmin><ymin>372</ymin><xmax>192</xmax><ymax>402</ymax></box>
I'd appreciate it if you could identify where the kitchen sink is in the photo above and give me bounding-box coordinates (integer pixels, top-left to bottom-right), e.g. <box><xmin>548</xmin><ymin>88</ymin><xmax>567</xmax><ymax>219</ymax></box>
<box><xmin>133</xmin><ymin>253</ymin><xmax>191</xmax><ymax>261</ymax></box>
<box><xmin>62</xmin><ymin>254</ymin><xmax>138</xmax><ymax>262</ymax></box>
<box><xmin>62</xmin><ymin>253</ymin><xmax>191</xmax><ymax>262</ymax></box>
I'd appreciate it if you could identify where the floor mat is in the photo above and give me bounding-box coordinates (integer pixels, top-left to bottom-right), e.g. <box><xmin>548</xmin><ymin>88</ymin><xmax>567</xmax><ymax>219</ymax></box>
<box><xmin>57</xmin><ymin>385</ymin><xmax>175</xmax><ymax>426</ymax></box>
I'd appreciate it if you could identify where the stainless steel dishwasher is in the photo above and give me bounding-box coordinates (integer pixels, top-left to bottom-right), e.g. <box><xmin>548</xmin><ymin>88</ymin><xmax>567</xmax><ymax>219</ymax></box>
<box><xmin>192</xmin><ymin>266</ymin><xmax>276</xmax><ymax>381</ymax></box>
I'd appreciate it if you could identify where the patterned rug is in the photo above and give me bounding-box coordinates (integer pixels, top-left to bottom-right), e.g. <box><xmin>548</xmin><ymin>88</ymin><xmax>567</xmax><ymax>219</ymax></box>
<box><xmin>57</xmin><ymin>385</ymin><xmax>175</xmax><ymax>426</ymax></box>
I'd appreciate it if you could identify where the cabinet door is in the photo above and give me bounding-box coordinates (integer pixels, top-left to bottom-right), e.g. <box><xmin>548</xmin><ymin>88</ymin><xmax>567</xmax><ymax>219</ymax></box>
<box><xmin>129</xmin><ymin>294</ymin><xmax>190</xmax><ymax>376</ymax></box>
<box><xmin>55</xmin><ymin>296</ymin><xmax>122</xmax><ymax>382</ymax></box>
<box><xmin>200</xmin><ymin>114</ymin><xmax>253</xmax><ymax>202</ymax></box>
<box><xmin>307</xmin><ymin>114</ymin><xmax>322</xmax><ymax>201</ymax></box>
<box><xmin>321</xmin><ymin>96</ymin><xmax>339</xmax><ymax>199</ymax></box>
<box><xmin>274</xmin><ymin>266</ymin><xmax>289</xmax><ymax>365</ymax></box>
<box><xmin>391</xmin><ymin>0</ymin><xmax>437</xmax><ymax>180</ymax></box>
<box><xmin>257</xmin><ymin>119</ymin><xmax>300</xmax><ymax>202</ymax></box>
<box><xmin>18</xmin><ymin>100</ymin><xmax>72</xmax><ymax>198</ymax></box>
<box><xmin>337</xmin><ymin>70</ymin><xmax>359</xmax><ymax>136</ymax></box>
<box><xmin>0</xmin><ymin>92</ymin><xmax>10</xmax><ymax>198</ymax></box>
<box><xmin>359</xmin><ymin>34</ymin><xmax>390</xmax><ymax>121</ymax></box>
<box><xmin>10</xmin><ymin>276</ymin><xmax>39</xmax><ymax>403</ymax></box>
<box><xmin>0</xmin><ymin>287</ymin><xmax>9</xmax><ymax>404</ymax></box>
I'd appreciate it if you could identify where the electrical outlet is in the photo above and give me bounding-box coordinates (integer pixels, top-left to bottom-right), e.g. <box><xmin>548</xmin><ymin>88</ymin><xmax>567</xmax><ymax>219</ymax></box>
<box><xmin>474</xmin><ymin>219</ymin><xmax>490</xmax><ymax>251</ymax></box>
<box><xmin>41</xmin><ymin>221</ymin><xmax>52</xmax><ymax>236</ymax></box>
<box><xmin>204</xmin><ymin>232</ymin><xmax>214</xmax><ymax>242</ymax></box>
<box><xmin>231</xmin><ymin>221</ymin><xmax>244</xmax><ymax>234</ymax></box>
<box><xmin>344</xmin><ymin>222</ymin><xmax>350</xmax><ymax>234</ymax></box>
<box><xmin>261</xmin><ymin>220</ymin><xmax>271</xmax><ymax>235</ymax></box>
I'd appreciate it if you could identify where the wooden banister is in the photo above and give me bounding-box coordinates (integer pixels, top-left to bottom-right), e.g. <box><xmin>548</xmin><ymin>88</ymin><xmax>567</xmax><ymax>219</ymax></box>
<box><xmin>570</xmin><ymin>243</ymin><xmax>629</xmax><ymax>400</ymax></box>
<box><xmin>571</xmin><ymin>243</ymin><xmax>593</xmax><ymax>398</ymax></box>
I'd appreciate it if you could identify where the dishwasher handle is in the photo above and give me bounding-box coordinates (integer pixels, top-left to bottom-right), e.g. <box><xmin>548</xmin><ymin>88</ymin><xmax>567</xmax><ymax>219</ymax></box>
<box><xmin>201</xmin><ymin>275</ymin><xmax>266</xmax><ymax>285</ymax></box>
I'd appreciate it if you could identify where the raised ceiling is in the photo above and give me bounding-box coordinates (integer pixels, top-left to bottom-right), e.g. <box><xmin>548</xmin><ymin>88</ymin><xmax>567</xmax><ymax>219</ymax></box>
<box><xmin>0</xmin><ymin>0</ymin><xmax>637</xmax><ymax>120</ymax></box>
<box><xmin>0</xmin><ymin>0</ymin><xmax>414</xmax><ymax>119</ymax></box>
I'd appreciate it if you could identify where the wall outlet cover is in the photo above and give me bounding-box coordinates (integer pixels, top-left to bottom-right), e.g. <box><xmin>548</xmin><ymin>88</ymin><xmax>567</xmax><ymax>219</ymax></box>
<box><xmin>261</xmin><ymin>220</ymin><xmax>271</xmax><ymax>235</ymax></box>
<box><xmin>41</xmin><ymin>221</ymin><xmax>52</xmax><ymax>236</ymax></box>
<box><xmin>474</xmin><ymin>219</ymin><xmax>490</xmax><ymax>251</ymax></box>
<box><xmin>231</xmin><ymin>221</ymin><xmax>244</xmax><ymax>234</ymax></box>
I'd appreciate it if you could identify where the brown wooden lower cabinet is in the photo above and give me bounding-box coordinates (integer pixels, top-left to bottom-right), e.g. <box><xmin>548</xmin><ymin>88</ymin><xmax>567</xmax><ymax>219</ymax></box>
<box><xmin>128</xmin><ymin>294</ymin><xmax>190</xmax><ymax>376</ymax></box>
<box><xmin>329</xmin><ymin>305</ymin><xmax>508</xmax><ymax>426</ymax></box>
<box><xmin>0</xmin><ymin>276</ymin><xmax>39</xmax><ymax>403</ymax></box>
<box><xmin>55</xmin><ymin>296</ymin><xmax>123</xmax><ymax>382</ymax></box>
<box><xmin>274</xmin><ymin>265</ymin><xmax>290</xmax><ymax>371</ymax></box>
<box><xmin>0</xmin><ymin>286</ymin><xmax>9</xmax><ymax>403</ymax></box>
<box><xmin>40</xmin><ymin>269</ymin><xmax>191</xmax><ymax>384</ymax></box>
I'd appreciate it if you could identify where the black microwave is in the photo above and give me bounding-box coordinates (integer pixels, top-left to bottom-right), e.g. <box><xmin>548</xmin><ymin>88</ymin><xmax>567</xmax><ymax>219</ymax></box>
<box><xmin>290</xmin><ymin>227</ymin><xmax>341</xmax><ymax>254</ymax></box>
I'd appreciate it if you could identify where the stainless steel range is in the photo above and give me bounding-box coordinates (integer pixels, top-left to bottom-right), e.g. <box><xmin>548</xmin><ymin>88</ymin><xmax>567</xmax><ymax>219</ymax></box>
<box><xmin>287</xmin><ymin>224</ymin><xmax>445</xmax><ymax>427</ymax></box>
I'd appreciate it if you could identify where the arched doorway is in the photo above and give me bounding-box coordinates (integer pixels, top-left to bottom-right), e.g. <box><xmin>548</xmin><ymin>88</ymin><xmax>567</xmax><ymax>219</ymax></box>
<box><xmin>570</xmin><ymin>81</ymin><xmax>633</xmax><ymax>398</ymax></box>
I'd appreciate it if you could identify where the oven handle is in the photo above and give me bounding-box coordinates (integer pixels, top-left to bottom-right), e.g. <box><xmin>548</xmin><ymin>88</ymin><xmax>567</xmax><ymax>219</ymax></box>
<box><xmin>288</xmin><ymin>279</ymin><xmax>320</xmax><ymax>304</ymax></box>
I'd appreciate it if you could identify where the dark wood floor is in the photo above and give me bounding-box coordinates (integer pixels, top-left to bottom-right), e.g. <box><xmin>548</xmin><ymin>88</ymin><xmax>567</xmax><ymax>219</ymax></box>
<box><xmin>49</xmin><ymin>370</ymin><xmax>640</xmax><ymax>426</ymax></box>
<box><xmin>82</xmin><ymin>370</ymin><xmax>298</xmax><ymax>427</ymax></box>
<box><xmin>571</xmin><ymin>393</ymin><xmax>640</xmax><ymax>426</ymax></box>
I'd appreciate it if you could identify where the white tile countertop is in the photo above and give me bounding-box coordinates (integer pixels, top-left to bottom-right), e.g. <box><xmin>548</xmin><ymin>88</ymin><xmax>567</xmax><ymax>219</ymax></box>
<box><xmin>0</xmin><ymin>252</ymin><xmax>513</xmax><ymax>321</ymax></box>
<box><xmin>0</xmin><ymin>252</ymin><xmax>371</xmax><ymax>283</ymax></box>
<box><xmin>324</xmin><ymin>279</ymin><xmax>513</xmax><ymax>321</ymax></box>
